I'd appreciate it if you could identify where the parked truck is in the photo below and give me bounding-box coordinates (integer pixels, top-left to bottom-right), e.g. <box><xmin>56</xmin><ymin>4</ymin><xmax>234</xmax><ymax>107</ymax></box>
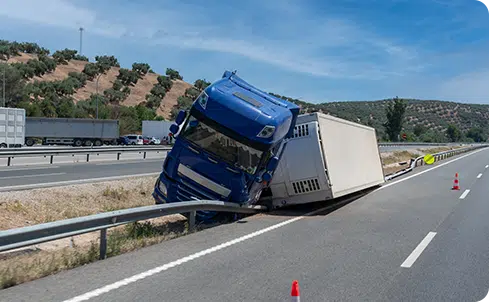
<box><xmin>152</xmin><ymin>70</ymin><xmax>385</xmax><ymax>220</ymax></box>
<box><xmin>142</xmin><ymin>120</ymin><xmax>173</xmax><ymax>144</ymax></box>
<box><xmin>25</xmin><ymin>117</ymin><xmax>119</xmax><ymax>147</ymax></box>
<box><xmin>0</xmin><ymin>107</ymin><xmax>26</xmax><ymax>148</ymax></box>
<box><xmin>152</xmin><ymin>70</ymin><xmax>300</xmax><ymax>220</ymax></box>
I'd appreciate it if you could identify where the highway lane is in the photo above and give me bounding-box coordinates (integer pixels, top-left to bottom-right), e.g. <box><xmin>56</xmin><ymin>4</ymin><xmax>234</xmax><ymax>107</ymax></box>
<box><xmin>0</xmin><ymin>147</ymin><xmax>488</xmax><ymax>301</ymax></box>
<box><xmin>379</xmin><ymin>163</ymin><xmax>489</xmax><ymax>302</ymax></box>
<box><xmin>0</xmin><ymin>159</ymin><xmax>164</xmax><ymax>190</ymax></box>
<box><xmin>0</xmin><ymin>149</ymin><xmax>168</xmax><ymax>167</ymax></box>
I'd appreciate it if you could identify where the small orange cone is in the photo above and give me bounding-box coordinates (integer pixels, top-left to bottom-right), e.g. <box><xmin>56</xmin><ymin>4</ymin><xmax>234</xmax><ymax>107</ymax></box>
<box><xmin>291</xmin><ymin>280</ymin><xmax>300</xmax><ymax>302</ymax></box>
<box><xmin>452</xmin><ymin>173</ymin><xmax>460</xmax><ymax>190</ymax></box>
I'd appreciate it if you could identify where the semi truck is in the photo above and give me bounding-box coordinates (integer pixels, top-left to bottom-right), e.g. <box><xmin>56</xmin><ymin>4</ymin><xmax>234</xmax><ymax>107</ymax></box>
<box><xmin>152</xmin><ymin>70</ymin><xmax>385</xmax><ymax>219</ymax></box>
<box><xmin>152</xmin><ymin>70</ymin><xmax>300</xmax><ymax>220</ymax></box>
<box><xmin>25</xmin><ymin>117</ymin><xmax>119</xmax><ymax>147</ymax></box>
<box><xmin>0</xmin><ymin>107</ymin><xmax>26</xmax><ymax>148</ymax></box>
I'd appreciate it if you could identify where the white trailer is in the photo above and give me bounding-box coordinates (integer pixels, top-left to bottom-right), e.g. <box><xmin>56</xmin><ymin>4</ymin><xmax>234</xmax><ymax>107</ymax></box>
<box><xmin>265</xmin><ymin>112</ymin><xmax>385</xmax><ymax>208</ymax></box>
<box><xmin>142</xmin><ymin>120</ymin><xmax>173</xmax><ymax>143</ymax></box>
<box><xmin>0</xmin><ymin>107</ymin><xmax>26</xmax><ymax>148</ymax></box>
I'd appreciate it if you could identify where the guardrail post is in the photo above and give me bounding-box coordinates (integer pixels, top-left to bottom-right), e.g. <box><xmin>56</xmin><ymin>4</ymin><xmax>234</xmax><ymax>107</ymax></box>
<box><xmin>143</xmin><ymin>151</ymin><xmax>147</xmax><ymax>159</ymax></box>
<box><xmin>7</xmin><ymin>157</ymin><xmax>11</xmax><ymax>166</ymax></box>
<box><xmin>100</xmin><ymin>228</ymin><xmax>107</xmax><ymax>260</ymax></box>
<box><xmin>187</xmin><ymin>211</ymin><xmax>196</xmax><ymax>232</ymax></box>
<box><xmin>117</xmin><ymin>153</ymin><xmax>120</xmax><ymax>160</ymax></box>
<box><xmin>50</xmin><ymin>155</ymin><xmax>53</xmax><ymax>164</ymax></box>
<box><xmin>86</xmin><ymin>154</ymin><xmax>90</xmax><ymax>162</ymax></box>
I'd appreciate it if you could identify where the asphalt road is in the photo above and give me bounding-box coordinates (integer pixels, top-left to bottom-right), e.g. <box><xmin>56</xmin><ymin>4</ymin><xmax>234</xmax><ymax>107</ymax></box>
<box><xmin>0</xmin><ymin>159</ymin><xmax>164</xmax><ymax>191</ymax></box>
<box><xmin>1</xmin><ymin>147</ymin><xmax>489</xmax><ymax>301</ymax></box>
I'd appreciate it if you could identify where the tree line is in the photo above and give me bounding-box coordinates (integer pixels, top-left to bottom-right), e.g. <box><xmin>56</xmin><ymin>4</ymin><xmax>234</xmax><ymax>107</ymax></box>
<box><xmin>0</xmin><ymin>39</ymin><xmax>211</xmax><ymax>135</ymax></box>
<box><xmin>381</xmin><ymin>97</ymin><xmax>485</xmax><ymax>143</ymax></box>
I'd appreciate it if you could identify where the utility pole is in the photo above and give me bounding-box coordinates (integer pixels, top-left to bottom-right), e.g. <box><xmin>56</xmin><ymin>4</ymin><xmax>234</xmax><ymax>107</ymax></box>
<box><xmin>95</xmin><ymin>73</ymin><xmax>103</xmax><ymax>119</ymax></box>
<box><xmin>79</xmin><ymin>27</ymin><xmax>84</xmax><ymax>55</ymax></box>
<box><xmin>2</xmin><ymin>60</ymin><xmax>5</xmax><ymax>107</ymax></box>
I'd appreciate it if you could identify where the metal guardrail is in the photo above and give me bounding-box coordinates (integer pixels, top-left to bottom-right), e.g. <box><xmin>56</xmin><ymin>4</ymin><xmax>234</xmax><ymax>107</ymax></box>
<box><xmin>384</xmin><ymin>144</ymin><xmax>489</xmax><ymax>181</ymax></box>
<box><xmin>378</xmin><ymin>142</ymin><xmax>464</xmax><ymax>147</ymax></box>
<box><xmin>0</xmin><ymin>200</ymin><xmax>267</xmax><ymax>259</ymax></box>
<box><xmin>0</xmin><ymin>146</ymin><xmax>172</xmax><ymax>166</ymax></box>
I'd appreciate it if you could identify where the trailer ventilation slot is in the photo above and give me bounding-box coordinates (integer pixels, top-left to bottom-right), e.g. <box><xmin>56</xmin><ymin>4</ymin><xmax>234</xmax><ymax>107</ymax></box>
<box><xmin>293</xmin><ymin>124</ymin><xmax>309</xmax><ymax>138</ymax></box>
<box><xmin>292</xmin><ymin>178</ymin><xmax>320</xmax><ymax>194</ymax></box>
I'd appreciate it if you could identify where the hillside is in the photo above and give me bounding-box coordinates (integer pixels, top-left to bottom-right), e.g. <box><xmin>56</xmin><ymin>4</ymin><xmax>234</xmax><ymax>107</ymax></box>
<box><xmin>270</xmin><ymin>94</ymin><xmax>489</xmax><ymax>142</ymax></box>
<box><xmin>1</xmin><ymin>40</ymin><xmax>487</xmax><ymax>141</ymax></box>
<box><xmin>6</xmin><ymin>52</ymin><xmax>193</xmax><ymax>119</ymax></box>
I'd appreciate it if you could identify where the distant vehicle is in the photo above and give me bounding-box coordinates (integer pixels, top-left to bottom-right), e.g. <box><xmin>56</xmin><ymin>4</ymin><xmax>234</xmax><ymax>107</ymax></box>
<box><xmin>126</xmin><ymin>134</ymin><xmax>144</xmax><ymax>145</ymax></box>
<box><xmin>117</xmin><ymin>136</ymin><xmax>130</xmax><ymax>145</ymax></box>
<box><xmin>143</xmin><ymin>136</ymin><xmax>161</xmax><ymax>145</ymax></box>
<box><xmin>24</xmin><ymin>117</ymin><xmax>119</xmax><ymax>147</ymax></box>
<box><xmin>0</xmin><ymin>107</ymin><xmax>25</xmax><ymax>148</ymax></box>
<box><xmin>142</xmin><ymin>120</ymin><xmax>173</xmax><ymax>142</ymax></box>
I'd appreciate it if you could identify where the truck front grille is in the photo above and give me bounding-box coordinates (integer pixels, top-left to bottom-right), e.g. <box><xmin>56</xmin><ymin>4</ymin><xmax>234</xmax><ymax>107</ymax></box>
<box><xmin>176</xmin><ymin>178</ymin><xmax>220</xmax><ymax>202</ymax></box>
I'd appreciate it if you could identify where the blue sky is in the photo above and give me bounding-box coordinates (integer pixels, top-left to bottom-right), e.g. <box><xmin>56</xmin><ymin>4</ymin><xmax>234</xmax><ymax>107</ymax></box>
<box><xmin>0</xmin><ymin>0</ymin><xmax>488</xmax><ymax>104</ymax></box>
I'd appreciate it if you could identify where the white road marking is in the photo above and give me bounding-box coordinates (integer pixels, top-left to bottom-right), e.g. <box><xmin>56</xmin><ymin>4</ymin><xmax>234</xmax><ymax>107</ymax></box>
<box><xmin>62</xmin><ymin>196</ymin><xmax>360</xmax><ymax>302</ymax></box>
<box><xmin>459</xmin><ymin>189</ymin><xmax>470</xmax><ymax>199</ymax></box>
<box><xmin>401</xmin><ymin>232</ymin><xmax>437</xmax><ymax>268</ymax></box>
<box><xmin>0</xmin><ymin>172</ymin><xmax>65</xmax><ymax>180</ymax></box>
<box><xmin>378</xmin><ymin>148</ymin><xmax>487</xmax><ymax>191</ymax></box>
<box><xmin>486</xmin><ymin>165</ymin><xmax>488</xmax><ymax>169</ymax></box>
<box><xmin>0</xmin><ymin>173</ymin><xmax>160</xmax><ymax>192</ymax></box>
<box><xmin>477</xmin><ymin>173</ymin><xmax>483</xmax><ymax>179</ymax></box>
<box><xmin>0</xmin><ymin>165</ymin><xmax>60</xmax><ymax>172</ymax></box>
<box><xmin>94</xmin><ymin>159</ymin><xmax>163</xmax><ymax>166</ymax></box>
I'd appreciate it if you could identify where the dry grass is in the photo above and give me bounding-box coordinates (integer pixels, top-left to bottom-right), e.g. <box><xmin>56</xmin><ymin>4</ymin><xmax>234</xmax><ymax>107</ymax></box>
<box><xmin>0</xmin><ymin>219</ymin><xmax>190</xmax><ymax>289</ymax></box>
<box><xmin>0</xmin><ymin>176</ymin><xmax>159</xmax><ymax>230</ymax></box>
<box><xmin>7</xmin><ymin>53</ymin><xmax>194</xmax><ymax>120</ymax></box>
<box><xmin>381</xmin><ymin>150</ymin><xmax>420</xmax><ymax>166</ymax></box>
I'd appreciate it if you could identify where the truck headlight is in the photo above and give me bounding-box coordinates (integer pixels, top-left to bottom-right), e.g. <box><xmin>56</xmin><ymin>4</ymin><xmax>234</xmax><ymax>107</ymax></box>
<box><xmin>158</xmin><ymin>181</ymin><xmax>167</xmax><ymax>196</ymax></box>
<box><xmin>257</xmin><ymin>125</ymin><xmax>276</xmax><ymax>138</ymax></box>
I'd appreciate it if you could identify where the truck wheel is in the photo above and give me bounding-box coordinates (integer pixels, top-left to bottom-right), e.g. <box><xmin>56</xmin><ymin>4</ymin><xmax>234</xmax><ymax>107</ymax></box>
<box><xmin>25</xmin><ymin>139</ymin><xmax>35</xmax><ymax>146</ymax></box>
<box><xmin>94</xmin><ymin>140</ymin><xmax>102</xmax><ymax>146</ymax></box>
<box><xmin>74</xmin><ymin>139</ymin><xmax>83</xmax><ymax>147</ymax></box>
<box><xmin>0</xmin><ymin>143</ymin><xmax>7</xmax><ymax>148</ymax></box>
<box><xmin>84</xmin><ymin>140</ymin><xmax>92</xmax><ymax>147</ymax></box>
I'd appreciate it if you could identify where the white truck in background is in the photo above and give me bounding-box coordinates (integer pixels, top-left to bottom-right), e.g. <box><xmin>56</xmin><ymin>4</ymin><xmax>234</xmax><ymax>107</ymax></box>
<box><xmin>260</xmin><ymin>112</ymin><xmax>385</xmax><ymax>209</ymax></box>
<box><xmin>142</xmin><ymin>120</ymin><xmax>174</xmax><ymax>144</ymax></box>
<box><xmin>0</xmin><ymin>107</ymin><xmax>25</xmax><ymax>148</ymax></box>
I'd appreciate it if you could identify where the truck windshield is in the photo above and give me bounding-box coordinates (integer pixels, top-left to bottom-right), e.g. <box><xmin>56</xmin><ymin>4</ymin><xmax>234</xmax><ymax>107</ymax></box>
<box><xmin>179</xmin><ymin>115</ymin><xmax>263</xmax><ymax>175</ymax></box>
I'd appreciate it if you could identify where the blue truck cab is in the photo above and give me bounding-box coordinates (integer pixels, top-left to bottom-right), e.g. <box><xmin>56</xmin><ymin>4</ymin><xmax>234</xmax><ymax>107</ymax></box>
<box><xmin>152</xmin><ymin>71</ymin><xmax>300</xmax><ymax>218</ymax></box>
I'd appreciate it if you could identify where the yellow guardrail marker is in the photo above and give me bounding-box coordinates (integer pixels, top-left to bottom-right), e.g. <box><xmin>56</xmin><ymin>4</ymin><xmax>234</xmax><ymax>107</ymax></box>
<box><xmin>424</xmin><ymin>154</ymin><xmax>435</xmax><ymax>165</ymax></box>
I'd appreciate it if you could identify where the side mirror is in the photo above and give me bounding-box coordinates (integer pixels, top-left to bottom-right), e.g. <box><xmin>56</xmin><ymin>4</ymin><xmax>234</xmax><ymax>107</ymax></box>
<box><xmin>169</xmin><ymin>124</ymin><xmax>179</xmax><ymax>135</ymax></box>
<box><xmin>262</xmin><ymin>172</ymin><xmax>272</xmax><ymax>182</ymax></box>
<box><xmin>175</xmin><ymin>110</ymin><xmax>186</xmax><ymax>125</ymax></box>
<box><xmin>266</xmin><ymin>156</ymin><xmax>279</xmax><ymax>171</ymax></box>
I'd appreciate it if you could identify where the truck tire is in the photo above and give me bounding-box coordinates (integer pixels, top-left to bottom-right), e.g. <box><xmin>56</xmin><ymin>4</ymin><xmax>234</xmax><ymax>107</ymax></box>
<box><xmin>73</xmin><ymin>139</ymin><xmax>83</xmax><ymax>147</ymax></box>
<box><xmin>25</xmin><ymin>138</ymin><xmax>35</xmax><ymax>146</ymax></box>
<box><xmin>0</xmin><ymin>143</ymin><xmax>7</xmax><ymax>148</ymax></box>
<box><xmin>94</xmin><ymin>139</ymin><xmax>102</xmax><ymax>146</ymax></box>
<box><xmin>84</xmin><ymin>140</ymin><xmax>92</xmax><ymax>147</ymax></box>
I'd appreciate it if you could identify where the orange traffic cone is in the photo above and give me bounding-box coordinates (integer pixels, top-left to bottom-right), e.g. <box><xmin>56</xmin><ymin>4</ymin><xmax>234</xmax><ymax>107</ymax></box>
<box><xmin>291</xmin><ymin>280</ymin><xmax>300</xmax><ymax>302</ymax></box>
<box><xmin>452</xmin><ymin>173</ymin><xmax>460</xmax><ymax>190</ymax></box>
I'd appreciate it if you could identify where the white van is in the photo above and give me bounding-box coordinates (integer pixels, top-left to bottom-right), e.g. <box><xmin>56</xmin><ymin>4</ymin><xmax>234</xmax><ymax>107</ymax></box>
<box><xmin>125</xmin><ymin>134</ymin><xmax>143</xmax><ymax>145</ymax></box>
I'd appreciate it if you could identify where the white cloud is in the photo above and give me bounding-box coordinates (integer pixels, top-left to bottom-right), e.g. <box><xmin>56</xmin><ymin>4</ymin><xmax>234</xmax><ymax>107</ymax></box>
<box><xmin>435</xmin><ymin>71</ymin><xmax>489</xmax><ymax>102</ymax></box>
<box><xmin>0</xmin><ymin>0</ymin><xmax>427</xmax><ymax>79</ymax></box>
